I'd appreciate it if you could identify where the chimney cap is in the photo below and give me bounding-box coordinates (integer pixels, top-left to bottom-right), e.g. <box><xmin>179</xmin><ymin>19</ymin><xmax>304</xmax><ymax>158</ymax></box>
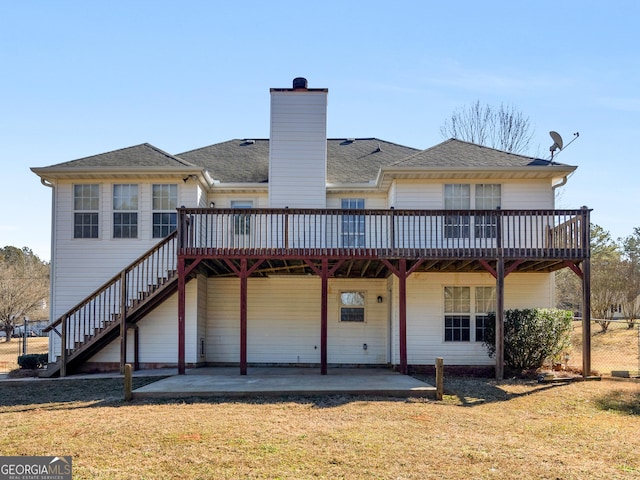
<box><xmin>292</xmin><ymin>77</ymin><xmax>308</xmax><ymax>89</ymax></box>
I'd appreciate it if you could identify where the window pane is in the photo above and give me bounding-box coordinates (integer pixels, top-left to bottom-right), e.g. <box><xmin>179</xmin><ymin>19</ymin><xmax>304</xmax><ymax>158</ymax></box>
<box><xmin>341</xmin><ymin>308</ymin><xmax>365</xmax><ymax>322</ymax></box>
<box><xmin>153</xmin><ymin>212</ymin><xmax>177</xmax><ymax>238</ymax></box>
<box><xmin>341</xmin><ymin>292</ymin><xmax>365</xmax><ymax>306</ymax></box>
<box><xmin>475</xmin><ymin>184</ymin><xmax>501</xmax><ymax>209</ymax></box>
<box><xmin>341</xmin><ymin>198</ymin><xmax>365</xmax><ymax>248</ymax></box>
<box><xmin>114</xmin><ymin>184</ymin><xmax>138</xmax><ymax>210</ymax></box>
<box><xmin>114</xmin><ymin>212</ymin><xmax>138</xmax><ymax>238</ymax></box>
<box><xmin>445</xmin><ymin>315</ymin><xmax>470</xmax><ymax>342</ymax></box>
<box><xmin>475</xmin><ymin>287</ymin><xmax>496</xmax><ymax>313</ymax></box>
<box><xmin>152</xmin><ymin>184</ymin><xmax>178</xmax><ymax>211</ymax></box>
<box><xmin>475</xmin><ymin>314</ymin><xmax>494</xmax><ymax>343</ymax></box>
<box><xmin>444</xmin><ymin>184</ymin><xmax>470</xmax><ymax>209</ymax></box>
<box><xmin>444</xmin><ymin>287</ymin><xmax>470</xmax><ymax>313</ymax></box>
<box><xmin>74</xmin><ymin>213</ymin><xmax>98</xmax><ymax>239</ymax></box>
<box><xmin>74</xmin><ymin>184</ymin><xmax>99</xmax><ymax>210</ymax></box>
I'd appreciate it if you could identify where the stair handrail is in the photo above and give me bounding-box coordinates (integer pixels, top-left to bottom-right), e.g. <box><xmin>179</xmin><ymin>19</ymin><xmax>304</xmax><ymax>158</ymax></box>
<box><xmin>44</xmin><ymin>231</ymin><xmax>178</xmax><ymax>334</ymax></box>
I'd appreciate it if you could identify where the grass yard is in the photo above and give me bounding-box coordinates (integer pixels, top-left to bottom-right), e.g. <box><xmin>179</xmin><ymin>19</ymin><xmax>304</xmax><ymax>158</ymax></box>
<box><xmin>0</xmin><ymin>376</ymin><xmax>638</xmax><ymax>479</ymax></box>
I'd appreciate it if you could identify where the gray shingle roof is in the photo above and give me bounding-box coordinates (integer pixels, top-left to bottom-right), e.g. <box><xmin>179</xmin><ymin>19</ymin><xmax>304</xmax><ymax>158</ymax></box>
<box><xmin>35</xmin><ymin>138</ymin><xmax>574</xmax><ymax>184</ymax></box>
<box><xmin>44</xmin><ymin>143</ymin><xmax>197</xmax><ymax>169</ymax></box>
<box><xmin>391</xmin><ymin>139</ymin><xmax>565</xmax><ymax>168</ymax></box>
<box><xmin>178</xmin><ymin>139</ymin><xmax>270</xmax><ymax>183</ymax></box>
<box><xmin>177</xmin><ymin>138</ymin><xmax>420</xmax><ymax>184</ymax></box>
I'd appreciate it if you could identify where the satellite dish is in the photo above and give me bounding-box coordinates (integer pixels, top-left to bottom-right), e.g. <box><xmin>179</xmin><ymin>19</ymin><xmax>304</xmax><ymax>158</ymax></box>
<box><xmin>549</xmin><ymin>131</ymin><xmax>564</xmax><ymax>160</ymax></box>
<box><xmin>550</xmin><ymin>131</ymin><xmax>563</xmax><ymax>150</ymax></box>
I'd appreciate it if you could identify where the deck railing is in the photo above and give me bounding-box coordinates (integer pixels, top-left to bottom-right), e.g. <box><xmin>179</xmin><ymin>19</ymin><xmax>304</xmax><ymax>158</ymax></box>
<box><xmin>178</xmin><ymin>208</ymin><xmax>589</xmax><ymax>260</ymax></box>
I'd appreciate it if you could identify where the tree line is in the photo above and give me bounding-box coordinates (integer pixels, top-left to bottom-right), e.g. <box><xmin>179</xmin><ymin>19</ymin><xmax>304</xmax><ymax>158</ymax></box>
<box><xmin>556</xmin><ymin>226</ymin><xmax>640</xmax><ymax>332</ymax></box>
<box><xmin>0</xmin><ymin>246</ymin><xmax>49</xmax><ymax>341</ymax></box>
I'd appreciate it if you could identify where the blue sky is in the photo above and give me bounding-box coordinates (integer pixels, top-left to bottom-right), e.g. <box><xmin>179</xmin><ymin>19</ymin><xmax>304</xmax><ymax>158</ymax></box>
<box><xmin>1</xmin><ymin>1</ymin><xmax>638</xmax><ymax>261</ymax></box>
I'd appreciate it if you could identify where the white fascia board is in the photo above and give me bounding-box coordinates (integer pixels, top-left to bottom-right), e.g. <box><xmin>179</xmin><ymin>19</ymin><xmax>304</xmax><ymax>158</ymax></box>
<box><xmin>375</xmin><ymin>165</ymin><xmax>578</xmax><ymax>186</ymax></box>
<box><xmin>31</xmin><ymin>166</ymin><xmax>204</xmax><ymax>181</ymax></box>
<box><xmin>210</xmin><ymin>183</ymin><xmax>269</xmax><ymax>193</ymax></box>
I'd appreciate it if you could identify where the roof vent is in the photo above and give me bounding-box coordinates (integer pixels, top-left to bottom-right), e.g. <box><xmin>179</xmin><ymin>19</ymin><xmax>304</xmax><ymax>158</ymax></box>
<box><xmin>292</xmin><ymin>77</ymin><xmax>308</xmax><ymax>89</ymax></box>
<box><xmin>241</xmin><ymin>139</ymin><xmax>255</xmax><ymax>145</ymax></box>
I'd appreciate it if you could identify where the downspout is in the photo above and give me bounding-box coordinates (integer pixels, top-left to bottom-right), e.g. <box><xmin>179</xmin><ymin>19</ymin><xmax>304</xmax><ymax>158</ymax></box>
<box><xmin>40</xmin><ymin>178</ymin><xmax>56</xmax><ymax>363</ymax></box>
<box><xmin>551</xmin><ymin>175</ymin><xmax>569</xmax><ymax>208</ymax></box>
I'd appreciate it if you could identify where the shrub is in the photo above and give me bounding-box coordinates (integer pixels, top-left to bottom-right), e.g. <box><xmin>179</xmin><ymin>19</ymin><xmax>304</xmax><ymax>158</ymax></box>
<box><xmin>483</xmin><ymin>309</ymin><xmax>573</xmax><ymax>371</ymax></box>
<box><xmin>17</xmin><ymin>353</ymin><xmax>49</xmax><ymax>370</ymax></box>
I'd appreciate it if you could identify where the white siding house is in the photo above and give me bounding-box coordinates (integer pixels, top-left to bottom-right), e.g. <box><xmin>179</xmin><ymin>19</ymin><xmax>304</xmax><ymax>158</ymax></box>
<box><xmin>31</xmin><ymin>78</ymin><xmax>589</xmax><ymax>378</ymax></box>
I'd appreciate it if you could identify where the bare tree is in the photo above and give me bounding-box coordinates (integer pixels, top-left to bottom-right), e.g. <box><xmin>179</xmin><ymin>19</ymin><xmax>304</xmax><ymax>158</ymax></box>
<box><xmin>440</xmin><ymin>100</ymin><xmax>535</xmax><ymax>154</ymax></box>
<box><xmin>0</xmin><ymin>247</ymin><xmax>49</xmax><ymax>341</ymax></box>
<box><xmin>620</xmin><ymin>228</ymin><xmax>640</xmax><ymax>327</ymax></box>
<box><xmin>589</xmin><ymin>225</ymin><xmax>623</xmax><ymax>332</ymax></box>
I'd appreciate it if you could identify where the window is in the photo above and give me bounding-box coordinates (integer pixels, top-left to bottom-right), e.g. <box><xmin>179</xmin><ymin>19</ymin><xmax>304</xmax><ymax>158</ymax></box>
<box><xmin>231</xmin><ymin>200</ymin><xmax>253</xmax><ymax>235</ymax></box>
<box><xmin>444</xmin><ymin>286</ymin><xmax>470</xmax><ymax>341</ymax></box>
<box><xmin>444</xmin><ymin>184</ymin><xmax>470</xmax><ymax>239</ymax></box>
<box><xmin>341</xmin><ymin>198</ymin><xmax>365</xmax><ymax>248</ymax></box>
<box><xmin>475</xmin><ymin>286</ymin><xmax>496</xmax><ymax>342</ymax></box>
<box><xmin>443</xmin><ymin>286</ymin><xmax>496</xmax><ymax>342</ymax></box>
<box><xmin>474</xmin><ymin>184</ymin><xmax>501</xmax><ymax>239</ymax></box>
<box><xmin>74</xmin><ymin>184</ymin><xmax>99</xmax><ymax>238</ymax></box>
<box><xmin>444</xmin><ymin>184</ymin><xmax>501</xmax><ymax>239</ymax></box>
<box><xmin>152</xmin><ymin>184</ymin><xmax>178</xmax><ymax>238</ymax></box>
<box><xmin>113</xmin><ymin>184</ymin><xmax>138</xmax><ymax>238</ymax></box>
<box><xmin>340</xmin><ymin>292</ymin><xmax>365</xmax><ymax>322</ymax></box>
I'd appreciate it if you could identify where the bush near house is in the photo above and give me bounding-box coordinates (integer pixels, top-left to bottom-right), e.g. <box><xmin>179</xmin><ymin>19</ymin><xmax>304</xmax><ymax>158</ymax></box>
<box><xmin>484</xmin><ymin>308</ymin><xmax>573</xmax><ymax>372</ymax></box>
<box><xmin>17</xmin><ymin>354</ymin><xmax>48</xmax><ymax>370</ymax></box>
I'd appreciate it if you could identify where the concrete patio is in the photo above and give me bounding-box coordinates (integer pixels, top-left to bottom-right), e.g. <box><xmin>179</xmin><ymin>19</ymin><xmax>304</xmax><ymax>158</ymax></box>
<box><xmin>132</xmin><ymin>367</ymin><xmax>436</xmax><ymax>399</ymax></box>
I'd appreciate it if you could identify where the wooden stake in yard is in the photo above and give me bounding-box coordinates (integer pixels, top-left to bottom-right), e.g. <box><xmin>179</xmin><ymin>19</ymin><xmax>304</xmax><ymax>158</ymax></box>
<box><xmin>435</xmin><ymin>357</ymin><xmax>444</xmax><ymax>401</ymax></box>
<box><xmin>124</xmin><ymin>363</ymin><xmax>133</xmax><ymax>401</ymax></box>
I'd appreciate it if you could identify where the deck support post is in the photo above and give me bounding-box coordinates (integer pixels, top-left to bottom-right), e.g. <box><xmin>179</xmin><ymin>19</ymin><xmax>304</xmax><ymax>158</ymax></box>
<box><xmin>495</xmin><ymin>257</ymin><xmax>505</xmax><ymax>380</ymax></box>
<box><xmin>60</xmin><ymin>315</ymin><xmax>68</xmax><ymax>378</ymax></box>
<box><xmin>119</xmin><ymin>270</ymin><xmax>127</xmax><ymax>375</ymax></box>
<box><xmin>495</xmin><ymin>207</ymin><xmax>505</xmax><ymax>380</ymax></box>
<box><xmin>381</xmin><ymin>259</ymin><xmax>424</xmax><ymax>375</ymax></box>
<box><xmin>239</xmin><ymin>259</ymin><xmax>248</xmax><ymax>375</ymax></box>
<box><xmin>178</xmin><ymin>256</ymin><xmax>186</xmax><ymax>375</ymax></box>
<box><xmin>223</xmin><ymin>258</ymin><xmax>265</xmax><ymax>375</ymax></box>
<box><xmin>133</xmin><ymin>326</ymin><xmax>140</xmax><ymax>371</ymax></box>
<box><xmin>582</xmin><ymin>257</ymin><xmax>591</xmax><ymax>376</ymax></box>
<box><xmin>320</xmin><ymin>258</ymin><xmax>329</xmax><ymax>375</ymax></box>
<box><xmin>304</xmin><ymin>259</ymin><xmax>344</xmax><ymax>375</ymax></box>
<box><xmin>581</xmin><ymin>206</ymin><xmax>592</xmax><ymax>377</ymax></box>
<box><xmin>398</xmin><ymin>259</ymin><xmax>408</xmax><ymax>375</ymax></box>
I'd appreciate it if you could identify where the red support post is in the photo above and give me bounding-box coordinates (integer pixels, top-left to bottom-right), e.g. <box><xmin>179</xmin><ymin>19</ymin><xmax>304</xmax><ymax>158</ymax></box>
<box><xmin>320</xmin><ymin>258</ymin><xmax>328</xmax><ymax>375</ymax></box>
<box><xmin>177</xmin><ymin>256</ymin><xmax>186</xmax><ymax>375</ymax></box>
<box><xmin>239</xmin><ymin>258</ymin><xmax>248</xmax><ymax>375</ymax></box>
<box><xmin>398</xmin><ymin>259</ymin><xmax>408</xmax><ymax>375</ymax></box>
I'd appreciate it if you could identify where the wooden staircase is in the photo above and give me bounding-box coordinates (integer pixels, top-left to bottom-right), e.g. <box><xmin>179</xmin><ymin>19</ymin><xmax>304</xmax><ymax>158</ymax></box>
<box><xmin>42</xmin><ymin>232</ymin><xmax>180</xmax><ymax>377</ymax></box>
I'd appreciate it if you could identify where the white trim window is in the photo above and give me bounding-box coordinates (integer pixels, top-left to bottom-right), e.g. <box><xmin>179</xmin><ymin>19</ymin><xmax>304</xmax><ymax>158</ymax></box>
<box><xmin>444</xmin><ymin>184</ymin><xmax>501</xmax><ymax>239</ymax></box>
<box><xmin>475</xmin><ymin>286</ymin><xmax>496</xmax><ymax>342</ymax></box>
<box><xmin>444</xmin><ymin>286</ymin><xmax>496</xmax><ymax>342</ymax></box>
<box><xmin>74</xmin><ymin>184</ymin><xmax>99</xmax><ymax>239</ymax></box>
<box><xmin>474</xmin><ymin>184</ymin><xmax>501</xmax><ymax>239</ymax></box>
<box><xmin>152</xmin><ymin>184</ymin><xmax>178</xmax><ymax>238</ymax></box>
<box><xmin>340</xmin><ymin>291</ymin><xmax>365</xmax><ymax>322</ymax></box>
<box><xmin>444</xmin><ymin>184</ymin><xmax>471</xmax><ymax>239</ymax></box>
<box><xmin>444</xmin><ymin>286</ymin><xmax>471</xmax><ymax>341</ymax></box>
<box><xmin>231</xmin><ymin>200</ymin><xmax>253</xmax><ymax>235</ymax></box>
<box><xmin>113</xmin><ymin>184</ymin><xmax>138</xmax><ymax>239</ymax></box>
<box><xmin>341</xmin><ymin>198</ymin><xmax>365</xmax><ymax>248</ymax></box>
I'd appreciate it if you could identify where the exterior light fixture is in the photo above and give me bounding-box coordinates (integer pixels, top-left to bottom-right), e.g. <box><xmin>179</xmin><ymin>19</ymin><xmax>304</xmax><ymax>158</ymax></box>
<box><xmin>377</xmin><ymin>296</ymin><xmax>383</xmax><ymax>303</ymax></box>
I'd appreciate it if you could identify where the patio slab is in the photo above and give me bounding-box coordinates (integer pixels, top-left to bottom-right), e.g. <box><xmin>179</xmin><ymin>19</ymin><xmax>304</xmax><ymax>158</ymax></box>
<box><xmin>133</xmin><ymin>367</ymin><xmax>436</xmax><ymax>399</ymax></box>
